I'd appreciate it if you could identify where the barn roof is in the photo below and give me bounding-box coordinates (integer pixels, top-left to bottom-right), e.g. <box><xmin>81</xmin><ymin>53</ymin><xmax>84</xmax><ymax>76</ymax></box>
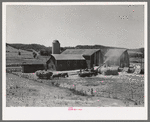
<box><xmin>38</xmin><ymin>55</ymin><xmax>50</xmax><ymax>62</ymax></box>
<box><xmin>105</xmin><ymin>49</ymin><xmax>127</xmax><ymax>57</ymax></box>
<box><xmin>21</xmin><ymin>60</ymin><xmax>44</xmax><ymax>65</ymax></box>
<box><xmin>61</xmin><ymin>49</ymin><xmax>100</xmax><ymax>56</ymax></box>
<box><xmin>51</xmin><ymin>54</ymin><xmax>85</xmax><ymax>60</ymax></box>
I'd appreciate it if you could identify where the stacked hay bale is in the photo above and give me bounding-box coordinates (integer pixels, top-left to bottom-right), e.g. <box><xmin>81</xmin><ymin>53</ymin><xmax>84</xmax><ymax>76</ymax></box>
<box><xmin>100</xmin><ymin>66</ymin><xmax>119</xmax><ymax>75</ymax></box>
<box><xmin>35</xmin><ymin>70</ymin><xmax>53</xmax><ymax>79</ymax></box>
<box><xmin>122</xmin><ymin>67</ymin><xmax>129</xmax><ymax>73</ymax></box>
<box><xmin>128</xmin><ymin>64</ymin><xmax>136</xmax><ymax>73</ymax></box>
<box><xmin>118</xmin><ymin>67</ymin><xmax>123</xmax><ymax>72</ymax></box>
<box><xmin>134</xmin><ymin>65</ymin><xmax>141</xmax><ymax>74</ymax></box>
<box><xmin>128</xmin><ymin>68</ymin><xmax>135</xmax><ymax>73</ymax></box>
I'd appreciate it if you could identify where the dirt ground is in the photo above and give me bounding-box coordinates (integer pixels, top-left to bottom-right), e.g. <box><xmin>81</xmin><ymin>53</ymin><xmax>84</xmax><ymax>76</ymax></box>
<box><xmin>6</xmin><ymin>73</ymin><xmax>141</xmax><ymax>107</ymax></box>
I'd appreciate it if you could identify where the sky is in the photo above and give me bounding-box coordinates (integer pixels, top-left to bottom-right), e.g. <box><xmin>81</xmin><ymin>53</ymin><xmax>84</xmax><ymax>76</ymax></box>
<box><xmin>6</xmin><ymin>4</ymin><xmax>144</xmax><ymax>49</ymax></box>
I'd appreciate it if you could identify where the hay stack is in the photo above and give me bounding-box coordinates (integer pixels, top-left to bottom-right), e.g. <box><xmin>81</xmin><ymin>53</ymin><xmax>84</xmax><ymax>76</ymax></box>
<box><xmin>134</xmin><ymin>65</ymin><xmax>141</xmax><ymax>74</ymax></box>
<box><xmin>98</xmin><ymin>68</ymin><xmax>102</xmax><ymax>74</ymax></box>
<box><xmin>101</xmin><ymin>66</ymin><xmax>119</xmax><ymax>75</ymax></box>
<box><xmin>128</xmin><ymin>67</ymin><xmax>135</xmax><ymax>73</ymax></box>
<box><xmin>118</xmin><ymin>68</ymin><xmax>123</xmax><ymax>72</ymax></box>
<box><xmin>35</xmin><ymin>70</ymin><xmax>53</xmax><ymax>79</ymax></box>
<box><xmin>122</xmin><ymin>67</ymin><xmax>129</xmax><ymax>73</ymax></box>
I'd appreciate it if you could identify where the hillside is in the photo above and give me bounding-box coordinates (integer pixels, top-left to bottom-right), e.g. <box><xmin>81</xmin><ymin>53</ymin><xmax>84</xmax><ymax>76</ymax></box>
<box><xmin>6</xmin><ymin>45</ymin><xmax>31</xmax><ymax>53</ymax></box>
<box><xmin>128</xmin><ymin>48</ymin><xmax>144</xmax><ymax>55</ymax></box>
<box><xmin>6</xmin><ymin>43</ymin><xmax>52</xmax><ymax>52</ymax></box>
<box><xmin>7</xmin><ymin>43</ymin><xmax>144</xmax><ymax>57</ymax></box>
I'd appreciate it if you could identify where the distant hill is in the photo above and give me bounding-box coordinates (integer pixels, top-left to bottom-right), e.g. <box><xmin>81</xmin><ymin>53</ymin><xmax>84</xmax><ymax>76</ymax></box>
<box><xmin>6</xmin><ymin>44</ymin><xmax>31</xmax><ymax>53</ymax></box>
<box><xmin>6</xmin><ymin>43</ymin><xmax>51</xmax><ymax>52</ymax></box>
<box><xmin>128</xmin><ymin>48</ymin><xmax>144</xmax><ymax>55</ymax></box>
<box><xmin>6</xmin><ymin>43</ymin><xmax>144</xmax><ymax>57</ymax></box>
<box><xmin>6</xmin><ymin>43</ymin><xmax>72</xmax><ymax>55</ymax></box>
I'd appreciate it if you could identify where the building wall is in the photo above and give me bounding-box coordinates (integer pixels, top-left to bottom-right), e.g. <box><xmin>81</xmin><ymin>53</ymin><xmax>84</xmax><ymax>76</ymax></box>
<box><xmin>22</xmin><ymin>64</ymin><xmax>45</xmax><ymax>73</ymax></box>
<box><xmin>47</xmin><ymin>59</ymin><xmax>87</xmax><ymax>71</ymax></box>
<box><xmin>96</xmin><ymin>51</ymin><xmax>99</xmax><ymax>66</ymax></box>
<box><xmin>99</xmin><ymin>51</ymin><xmax>104</xmax><ymax>65</ymax></box>
<box><xmin>120</xmin><ymin>51</ymin><xmax>129</xmax><ymax>67</ymax></box>
<box><xmin>83</xmin><ymin>56</ymin><xmax>91</xmax><ymax>69</ymax></box>
<box><xmin>104</xmin><ymin>51</ymin><xmax>129</xmax><ymax>68</ymax></box>
<box><xmin>55</xmin><ymin>60</ymin><xmax>87</xmax><ymax>71</ymax></box>
<box><xmin>47</xmin><ymin>57</ymin><xmax>56</xmax><ymax>70</ymax></box>
<box><xmin>83</xmin><ymin>50</ymin><xmax>104</xmax><ymax>69</ymax></box>
<box><xmin>91</xmin><ymin>54</ymin><xmax>94</xmax><ymax>68</ymax></box>
<box><xmin>92</xmin><ymin>51</ymin><xmax>104</xmax><ymax>66</ymax></box>
<box><xmin>106</xmin><ymin>57</ymin><xmax>120</xmax><ymax>66</ymax></box>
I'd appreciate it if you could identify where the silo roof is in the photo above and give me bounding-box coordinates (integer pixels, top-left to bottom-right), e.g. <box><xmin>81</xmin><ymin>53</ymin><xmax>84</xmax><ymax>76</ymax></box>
<box><xmin>53</xmin><ymin>40</ymin><xmax>60</xmax><ymax>43</ymax></box>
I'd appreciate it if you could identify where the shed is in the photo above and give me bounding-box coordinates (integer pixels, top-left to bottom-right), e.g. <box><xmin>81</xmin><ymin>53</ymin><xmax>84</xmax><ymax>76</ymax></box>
<box><xmin>127</xmin><ymin>50</ymin><xmax>144</xmax><ymax>69</ymax></box>
<box><xmin>22</xmin><ymin>62</ymin><xmax>45</xmax><ymax>73</ymax></box>
<box><xmin>46</xmin><ymin>54</ymin><xmax>87</xmax><ymax>71</ymax></box>
<box><xmin>127</xmin><ymin>50</ymin><xmax>143</xmax><ymax>58</ymax></box>
<box><xmin>61</xmin><ymin>49</ymin><xmax>103</xmax><ymax>68</ymax></box>
<box><xmin>104</xmin><ymin>49</ymin><xmax>129</xmax><ymax>68</ymax></box>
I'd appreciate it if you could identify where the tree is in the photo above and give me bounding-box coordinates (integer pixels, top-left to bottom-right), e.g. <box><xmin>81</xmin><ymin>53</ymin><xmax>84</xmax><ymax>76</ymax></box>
<box><xmin>33</xmin><ymin>52</ymin><xmax>37</xmax><ymax>58</ymax></box>
<box><xmin>60</xmin><ymin>47</ymin><xmax>65</xmax><ymax>53</ymax></box>
<box><xmin>18</xmin><ymin>49</ymin><xmax>21</xmax><ymax>55</ymax></box>
<box><xmin>18</xmin><ymin>51</ymin><xmax>21</xmax><ymax>55</ymax></box>
<box><xmin>40</xmin><ymin>49</ymin><xmax>52</xmax><ymax>56</ymax></box>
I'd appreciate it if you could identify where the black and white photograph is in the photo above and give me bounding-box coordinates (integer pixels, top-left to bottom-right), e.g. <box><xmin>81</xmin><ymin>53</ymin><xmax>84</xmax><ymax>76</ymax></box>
<box><xmin>2</xmin><ymin>2</ymin><xmax>148</xmax><ymax>120</ymax></box>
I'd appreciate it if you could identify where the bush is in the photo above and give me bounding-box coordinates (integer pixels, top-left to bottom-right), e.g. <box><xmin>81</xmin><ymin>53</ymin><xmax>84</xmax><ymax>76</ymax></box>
<box><xmin>18</xmin><ymin>51</ymin><xmax>21</xmax><ymax>55</ymax></box>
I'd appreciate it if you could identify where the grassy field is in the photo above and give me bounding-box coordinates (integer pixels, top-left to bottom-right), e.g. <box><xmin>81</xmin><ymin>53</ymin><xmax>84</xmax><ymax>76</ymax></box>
<box><xmin>6</xmin><ymin>52</ymin><xmax>44</xmax><ymax>67</ymax></box>
<box><xmin>6</xmin><ymin>72</ymin><xmax>144</xmax><ymax>107</ymax></box>
<box><xmin>6</xmin><ymin>73</ymin><xmax>133</xmax><ymax>107</ymax></box>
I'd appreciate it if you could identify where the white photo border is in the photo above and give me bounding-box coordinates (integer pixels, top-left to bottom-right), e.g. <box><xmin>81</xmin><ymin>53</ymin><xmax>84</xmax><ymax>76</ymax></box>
<box><xmin>2</xmin><ymin>2</ymin><xmax>148</xmax><ymax>120</ymax></box>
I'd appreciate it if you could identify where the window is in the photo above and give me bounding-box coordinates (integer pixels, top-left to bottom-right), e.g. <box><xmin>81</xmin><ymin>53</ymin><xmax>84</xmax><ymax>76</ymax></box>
<box><xmin>80</xmin><ymin>61</ymin><xmax>83</xmax><ymax>65</ymax></box>
<box><xmin>67</xmin><ymin>61</ymin><xmax>70</xmax><ymax>66</ymax></box>
<box><xmin>74</xmin><ymin>61</ymin><xmax>77</xmax><ymax>64</ymax></box>
<box><xmin>74</xmin><ymin>61</ymin><xmax>77</xmax><ymax>67</ymax></box>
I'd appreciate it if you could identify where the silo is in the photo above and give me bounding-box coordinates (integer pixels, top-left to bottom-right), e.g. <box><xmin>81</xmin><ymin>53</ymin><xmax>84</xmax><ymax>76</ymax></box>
<box><xmin>52</xmin><ymin>40</ymin><xmax>60</xmax><ymax>54</ymax></box>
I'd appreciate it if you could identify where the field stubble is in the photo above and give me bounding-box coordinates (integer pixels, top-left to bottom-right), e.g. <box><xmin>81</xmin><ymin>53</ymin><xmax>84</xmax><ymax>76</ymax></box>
<box><xmin>6</xmin><ymin>72</ymin><xmax>144</xmax><ymax>107</ymax></box>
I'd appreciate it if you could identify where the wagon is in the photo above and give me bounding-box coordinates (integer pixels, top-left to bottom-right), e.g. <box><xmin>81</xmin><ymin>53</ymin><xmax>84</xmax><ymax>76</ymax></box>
<box><xmin>78</xmin><ymin>70</ymin><xmax>98</xmax><ymax>77</ymax></box>
<box><xmin>36</xmin><ymin>70</ymin><xmax>53</xmax><ymax>79</ymax></box>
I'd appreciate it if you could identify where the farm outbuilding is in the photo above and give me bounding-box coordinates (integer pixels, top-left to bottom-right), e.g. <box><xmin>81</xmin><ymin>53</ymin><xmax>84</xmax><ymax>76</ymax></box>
<box><xmin>22</xmin><ymin>63</ymin><xmax>45</xmax><ymax>73</ymax></box>
<box><xmin>61</xmin><ymin>49</ymin><xmax>103</xmax><ymax>69</ymax></box>
<box><xmin>104</xmin><ymin>49</ymin><xmax>129</xmax><ymax>68</ymax></box>
<box><xmin>127</xmin><ymin>50</ymin><xmax>143</xmax><ymax>58</ymax></box>
<box><xmin>46</xmin><ymin>54</ymin><xmax>87</xmax><ymax>71</ymax></box>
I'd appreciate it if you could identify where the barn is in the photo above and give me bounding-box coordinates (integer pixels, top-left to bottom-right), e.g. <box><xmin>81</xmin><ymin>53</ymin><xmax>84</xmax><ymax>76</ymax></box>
<box><xmin>104</xmin><ymin>49</ymin><xmax>129</xmax><ymax>68</ymax></box>
<box><xmin>61</xmin><ymin>49</ymin><xmax>103</xmax><ymax>69</ymax></box>
<box><xmin>46</xmin><ymin>54</ymin><xmax>87</xmax><ymax>71</ymax></box>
